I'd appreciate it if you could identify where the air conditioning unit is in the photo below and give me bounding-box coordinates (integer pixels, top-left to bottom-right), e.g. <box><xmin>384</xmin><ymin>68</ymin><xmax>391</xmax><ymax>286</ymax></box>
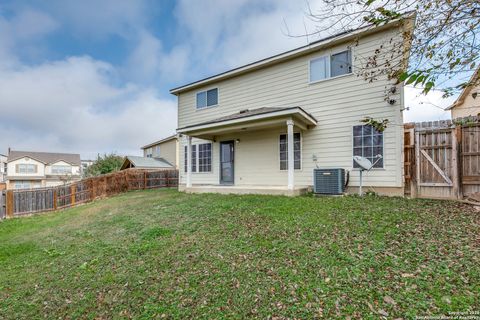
<box><xmin>313</xmin><ymin>168</ymin><xmax>345</xmax><ymax>195</ymax></box>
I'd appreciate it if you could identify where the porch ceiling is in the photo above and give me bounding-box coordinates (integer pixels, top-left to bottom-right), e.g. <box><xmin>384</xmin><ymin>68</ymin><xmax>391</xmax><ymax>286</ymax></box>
<box><xmin>177</xmin><ymin>106</ymin><xmax>317</xmax><ymax>139</ymax></box>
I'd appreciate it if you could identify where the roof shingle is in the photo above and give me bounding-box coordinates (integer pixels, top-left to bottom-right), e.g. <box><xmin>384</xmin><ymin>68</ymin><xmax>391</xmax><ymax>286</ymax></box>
<box><xmin>7</xmin><ymin>151</ymin><xmax>81</xmax><ymax>166</ymax></box>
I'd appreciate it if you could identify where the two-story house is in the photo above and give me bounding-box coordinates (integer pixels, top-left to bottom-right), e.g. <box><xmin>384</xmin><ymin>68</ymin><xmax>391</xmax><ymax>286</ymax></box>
<box><xmin>141</xmin><ymin>134</ymin><xmax>178</xmax><ymax>168</ymax></box>
<box><xmin>170</xmin><ymin>14</ymin><xmax>414</xmax><ymax>196</ymax></box>
<box><xmin>6</xmin><ymin>150</ymin><xmax>82</xmax><ymax>189</ymax></box>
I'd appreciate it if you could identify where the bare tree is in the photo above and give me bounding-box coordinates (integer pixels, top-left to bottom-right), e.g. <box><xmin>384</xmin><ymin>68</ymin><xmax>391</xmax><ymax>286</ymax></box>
<box><xmin>292</xmin><ymin>0</ymin><xmax>479</xmax><ymax>97</ymax></box>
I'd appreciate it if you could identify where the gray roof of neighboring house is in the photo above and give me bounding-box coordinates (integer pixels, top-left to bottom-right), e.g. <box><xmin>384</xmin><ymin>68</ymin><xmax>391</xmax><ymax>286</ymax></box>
<box><xmin>141</xmin><ymin>134</ymin><xmax>177</xmax><ymax>149</ymax></box>
<box><xmin>7</xmin><ymin>150</ymin><xmax>81</xmax><ymax>166</ymax></box>
<box><xmin>177</xmin><ymin>106</ymin><xmax>317</xmax><ymax>130</ymax></box>
<box><xmin>121</xmin><ymin>156</ymin><xmax>173</xmax><ymax>170</ymax></box>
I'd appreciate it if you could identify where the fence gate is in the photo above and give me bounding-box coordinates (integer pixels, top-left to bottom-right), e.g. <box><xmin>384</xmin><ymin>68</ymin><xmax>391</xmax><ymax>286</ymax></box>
<box><xmin>415</xmin><ymin>127</ymin><xmax>459</xmax><ymax>199</ymax></box>
<box><xmin>405</xmin><ymin>118</ymin><xmax>480</xmax><ymax>200</ymax></box>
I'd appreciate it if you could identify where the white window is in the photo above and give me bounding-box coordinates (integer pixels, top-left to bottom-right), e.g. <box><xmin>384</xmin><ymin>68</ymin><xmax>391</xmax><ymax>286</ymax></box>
<box><xmin>153</xmin><ymin>145</ymin><xmax>161</xmax><ymax>157</ymax></box>
<box><xmin>353</xmin><ymin>125</ymin><xmax>384</xmax><ymax>169</ymax></box>
<box><xmin>184</xmin><ymin>143</ymin><xmax>212</xmax><ymax>173</ymax></box>
<box><xmin>145</xmin><ymin>148</ymin><xmax>153</xmax><ymax>158</ymax></box>
<box><xmin>198</xmin><ymin>143</ymin><xmax>212</xmax><ymax>172</ymax></box>
<box><xmin>310</xmin><ymin>49</ymin><xmax>352</xmax><ymax>82</ymax></box>
<box><xmin>16</xmin><ymin>164</ymin><xmax>37</xmax><ymax>174</ymax></box>
<box><xmin>196</xmin><ymin>88</ymin><xmax>218</xmax><ymax>109</ymax></box>
<box><xmin>52</xmin><ymin>165</ymin><xmax>72</xmax><ymax>174</ymax></box>
<box><xmin>14</xmin><ymin>181</ymin><xmax>32</xmax><ymax>189</ymax></box>
<box><xmin>279</xmin><ymin>133</ymin><xmax>301</xmax><ymax>170</ymax></box>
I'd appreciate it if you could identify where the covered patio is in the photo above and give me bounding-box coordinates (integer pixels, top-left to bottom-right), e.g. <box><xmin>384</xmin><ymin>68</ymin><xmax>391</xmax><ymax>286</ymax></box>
<box><xmin>177</xmin><ymin>107</ymin><xmax>317</xmax><ymax>196</ymax></box>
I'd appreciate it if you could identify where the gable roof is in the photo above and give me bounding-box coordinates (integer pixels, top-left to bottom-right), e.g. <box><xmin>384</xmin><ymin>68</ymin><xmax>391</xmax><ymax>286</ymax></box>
<box><xmin>120</xmin><ymin>156</ymin><xmax>173</xmax><ymax>170</ymax></box>
<box><xmin>445</xmin><ymin>67</ymin><xmax>480</xmax><ymax>110</ymax></box>
<box><xmin>7</xmin><ymin>150</ymin><xmax>81</xmax><ymax>166</ymax></box>
<box><xmin>141</xmin><ymin>134</ymin><xmax>177</xmax><ymax>150</ymax></box>
<box><xmin>170</xmin><ymin>12</ymin><xmax>415</xmax><ymax>95</ymax></box>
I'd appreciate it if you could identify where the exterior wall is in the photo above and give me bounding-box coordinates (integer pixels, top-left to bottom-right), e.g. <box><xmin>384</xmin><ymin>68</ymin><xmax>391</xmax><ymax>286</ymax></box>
<box><xmin>451</xmin><ymin>84</ymin><xmax>480</xmax><ymax>119</ymax></box>
<box><xmin>7</xmin><ymin>158</ymin><xmax>45</xmax><ymax>177</ymax></box>
<box><xmin>45</xmin><ymin>160</ymin><xmax>81</xmax><ymax>176</ymax></box>
<box><xmin>7</xmin><ymin>180</ymin><xmax>42</xmax><ymax>189</ymax></box>
<box><xmin>143</xmin><ymin>139</ymin><xmax>178</xmax><ymax>168</ymax></box>
<box><xmin>0</xmin><ymin>155</ymin><xmax>7</xmax><ymax>183</ymax></box>
<box><xmin>45</xmin><ymin>180</ymin><xmax>66</xmax><ymax>187</ymax></box>
<box><xmin>177</xmin><ymin>26</ymin><xmax>405</xmax><ymax>190</ymax></box>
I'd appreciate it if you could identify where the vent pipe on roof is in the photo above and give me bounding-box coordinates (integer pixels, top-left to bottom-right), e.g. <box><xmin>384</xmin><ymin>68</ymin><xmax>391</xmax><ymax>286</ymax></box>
<box><xmin>239</xmin><ymin>109</ymin><xmax>249</xmax><ymax>114</ymax></box>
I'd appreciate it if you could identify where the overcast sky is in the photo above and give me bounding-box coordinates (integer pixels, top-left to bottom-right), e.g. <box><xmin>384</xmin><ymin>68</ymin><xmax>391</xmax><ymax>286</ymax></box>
<box><xmin>0</xmin><ymin>0</ymin><xmax>457</xmax><ymax>159</ymax></box>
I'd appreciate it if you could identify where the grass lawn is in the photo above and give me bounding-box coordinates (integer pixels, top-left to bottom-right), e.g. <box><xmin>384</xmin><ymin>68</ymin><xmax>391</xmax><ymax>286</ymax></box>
<box><xmin>0</xmin><ymin>189</ymin><xmax>478</xmax><ymax>319</ymax></box>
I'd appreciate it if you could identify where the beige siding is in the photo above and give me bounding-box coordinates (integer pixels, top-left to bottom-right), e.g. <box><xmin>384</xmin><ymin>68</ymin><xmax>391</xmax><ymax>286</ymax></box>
<box><xmin>451</xmin><ymin>84</ymin><xmax>480</xmax><ymax>119</ymax></box>
<box><xmin>178</xmin><ymin>27</ymin><xmax>405</xmax><ymax>189</ymax></box>
<box><xmin>144</xmin><ymin>139</ymin><xmax>178</xmax><ymax>167</ymax></box>
<box><xmin>159</xmin><ymin>139</ymin><xmax>178</xmax><ymax>167</ymax></box>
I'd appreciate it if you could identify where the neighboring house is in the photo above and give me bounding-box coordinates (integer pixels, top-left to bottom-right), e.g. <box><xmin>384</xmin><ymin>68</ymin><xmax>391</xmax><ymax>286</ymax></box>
<box><xmin>6</xmin><ymin>150</ymin><xmax>81</xmax><ymax>189</ymax></box>
<box><xmin>170</xmin><ymin>15</ymin><xmax>414</xmax><ymax>196</ymax></box>
<box><xmin>81</xmin><ymin>159</ymin><xmax>94</xmax><ymax>175</ymax></box>
<box><xmin>120</xmin><ymin>156</ymin><xmax>174</xmax><ymax>170</ymax></box>
<box><xmin>0</xmin><ymin>154</ymin><xmax>7</xmax><ymax>183</ymax></box>
<box><xmin>141</xmin><ymin>135</ymin><xmax>179</xmax><ymax>168</ymax></box>
<box><xmin>445</xmin><ymin>68</ymin><xmax>480</xmax><ymax>119</ymax></box>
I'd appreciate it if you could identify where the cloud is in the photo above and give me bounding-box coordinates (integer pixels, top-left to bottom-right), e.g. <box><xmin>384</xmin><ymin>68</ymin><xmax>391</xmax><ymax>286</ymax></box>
<box><xmin>126</xmin><ymin>30</ymin><xmax>190</xmax><ymax>83</ymax></box>
<box><xmin>37</xmin><ymin>0</ymin><xmax>149</xmax><ymax>39</ymax></box>
<box><xmin>0</xmin><ymin>7</ymin><xmax>58</xmax><ymax>67</ymax></box>
<box><xmin>403</xmin><ymin>87</ymin><xmax>456</xmax><ymax>122</ymax></box>
<box><xmin>0</xmin><ymin>56</ymin><xmax>176</xmax><ymax>158</ymax></box>
<box><xmin>173</xmin><ymin>0</ymin><xmax>319</xmax><ymax>73</ymax></box>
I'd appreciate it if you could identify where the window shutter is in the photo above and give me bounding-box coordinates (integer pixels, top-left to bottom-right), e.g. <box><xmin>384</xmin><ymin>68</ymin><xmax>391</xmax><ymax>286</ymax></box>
<box><xmin>34</xmin><ymin>164</ymin><xmax>38</xmax><ymax>173</ymax></box>
<box><xmin>16</xmin><ymin>164</ymin><xmax>19</xmax><ymax>173</ymax></box>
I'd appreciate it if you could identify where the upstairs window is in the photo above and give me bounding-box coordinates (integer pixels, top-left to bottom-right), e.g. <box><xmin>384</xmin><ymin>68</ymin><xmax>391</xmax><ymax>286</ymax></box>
<box><xmin>310</xmin><ymin>49</ymin><xmax>352</xmax><ymax>82</ymax></box>
<box><xmin>52</xmin><ymin>165</ymin><xmax>72</xmax><ymax>174</ymax></box>
<box><xmin>153</xmin><ymin>145</ymin><xmax>161</xmax><ymax>157</ymax></box>
<box><xmin>145</xmin><ymin>148</ymin><xmax>153</xmax><ymax>158</ymax></box>
<box><xmin>196</xmin><ymin>88</ymin><xmax>218</xmax><ymax>109</ymax></box>
<box><xmin>16</xmin><ymin>164</ymin><xmax>37</xmax><ymax>174</ymax></box>
<box><xmin>353</xmin><ymin>125</ymin><xmax>384</xmax><ymax>169</ymax></box>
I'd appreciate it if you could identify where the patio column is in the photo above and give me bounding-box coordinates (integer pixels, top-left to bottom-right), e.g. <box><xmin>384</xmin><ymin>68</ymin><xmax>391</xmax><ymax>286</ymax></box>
<box><xmin>287</xmin><ymin>119</ymin><xmax>295</xmax><ymax>190</ymax></box>
<box><xmin>186</xmin><ymin>135</ymin><xmax>192</xmax><ymax>188</ymax></box>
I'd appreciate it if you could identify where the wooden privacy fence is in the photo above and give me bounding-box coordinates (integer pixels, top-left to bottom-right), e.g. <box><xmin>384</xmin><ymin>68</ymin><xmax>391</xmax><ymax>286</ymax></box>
<box><xmin>0</xmin><ymin>169</ymin><xmax>178</xmax><ymax>219</ymax></box>
<box><xmin>404</xmin><ymin>118</ymin><xmax>480</xmax><ymax>200</ymax></box>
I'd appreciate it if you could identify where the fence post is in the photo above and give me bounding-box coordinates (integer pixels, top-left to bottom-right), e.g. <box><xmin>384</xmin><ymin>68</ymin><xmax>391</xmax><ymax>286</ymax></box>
<box><xmin>452</xmin><ymin>126</ymin><xmax>462</xmax><ymax>199</ymax></box>
<box><xmin>53</xmin><ymin>189</ymin><xmax>58</xmax><ymax>210</ymax></box>
<box><xmin>6</xmin><ymin>190</ymin><xmax>14</xmax><ymax>218</ymax></box>
<box><xmin>414</xmin><ymin>130</ymin><xmax>421</xmax><ymax>197</ymax></box>
<box><xmin>143</xmin><ymin>171</ymin><xmax>147</xmax><ymax>189</ymax></box>
<box><xmin>71</xmin><ymin>184</ymin><xmax>76</xmax><ymax>206</ymax></box>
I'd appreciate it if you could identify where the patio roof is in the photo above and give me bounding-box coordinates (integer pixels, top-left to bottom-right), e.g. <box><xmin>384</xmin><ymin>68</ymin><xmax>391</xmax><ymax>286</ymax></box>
<box><xmin>177</xmin><ymin>107</ymin><xmax>317</xmax><ymax>137</ymax></box>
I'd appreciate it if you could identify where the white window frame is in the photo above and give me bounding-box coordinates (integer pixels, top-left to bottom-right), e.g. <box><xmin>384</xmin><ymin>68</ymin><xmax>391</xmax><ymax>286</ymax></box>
<box><xmin>309</xmin><ymin>48</ymin><xmax>353</xmax><ymax>84</ymax></box>
<box><xmin>184</xmin><ymin>143</ymin><xmax>213</xmax><ymax>174</ymax></box>
<box><xmin>196</xmin><ymin>88</ymin><xmax>219</xmax><ymax>110</ymax></box>
<box><xmin>145</xmin><ymin>148</ymin><xmax>153</xmax><ymax>158</ymax></box>
<box><xmin>15</xmin><ymin>180</ymin><xmax>33</xmax><ymax>189</ymax></box>
<box><xmin>153</xmin><ymin>145</ymin><xmax>161</xmax><ymax>157</ymax></box>
<box><xmin>279</xmin><ymin>132</ymin><xmax>302</xmax><ymax>171</ymax></box>
<box><xmin>51</xmin><ymin>165</ymin><xmax>72</xmax><ymax>174</ymax></box>
<box><xmin>352</xmin><ymin>124</ymin><xmax>385</xmax><ymax>170</ymax></box>
<box><xmin>17</xmin><ymin>164</ymin><xmax>36</xmax><ymax>174</ymax></box>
